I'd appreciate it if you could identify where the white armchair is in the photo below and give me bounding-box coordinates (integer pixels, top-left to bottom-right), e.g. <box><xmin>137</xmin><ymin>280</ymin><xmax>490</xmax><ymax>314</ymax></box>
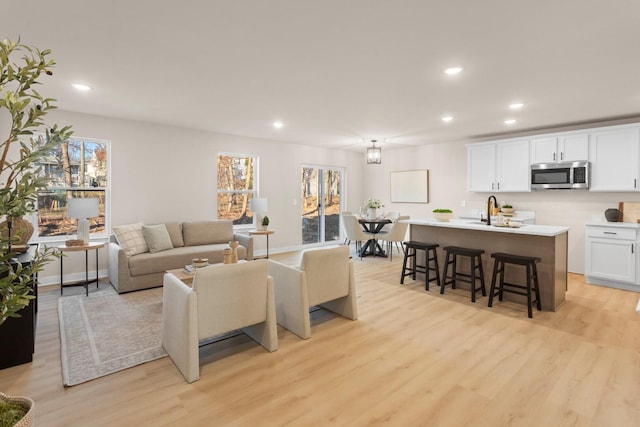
<box><xmin>267</xmin><ymin>245</ymin><xmax>357</xmax><ymax>339</ymax></box>
<box><xmin>161</xmin><ymin>259</ymin><xmax>278</xmax><ymax>383</ymax></box>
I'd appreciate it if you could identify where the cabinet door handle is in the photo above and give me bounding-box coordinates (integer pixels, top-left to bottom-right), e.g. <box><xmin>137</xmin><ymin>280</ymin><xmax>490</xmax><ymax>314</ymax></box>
<box><xmin>497</xmin><ymin>182</ymin><xmax>500</xmax><ymax>190</ymax></box>
<box><xmin>560</xmin><ymin>152</ymin><xmax>564</xmax><ymax>160</ymax></box>
<box><xmin>632</xmin><ymin>244</ymin><xmax>634</xmax><ymax>254</ymax></box>
<box><xmin>635</xmin><ymin>178</ymin><xmax>637</xmax><ymax>189</ymax></box>
<box><xmin>492</xmin><ymin>183</ymin><xmax>494</xmax><ymax>190</ymax></box>
<box><xmin>553</xmin><ymin>152</ymin><xmax>556</xmax><ymax>161</ymax></box>
<box><xmin>603</xmin><ymin>231</ymin><xmax>617</xmax><ymax>235</ymax></box>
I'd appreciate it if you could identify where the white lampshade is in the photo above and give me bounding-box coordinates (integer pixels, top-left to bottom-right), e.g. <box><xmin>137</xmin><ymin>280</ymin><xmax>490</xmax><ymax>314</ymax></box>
<box><xmin>67</xmin><ymin>197</ymin><xmax>99</xmax><ymax>219</ymax></box>
<box><xmin>67</xmin><ymin>198</ymin><xmax>99</xmax><ymax>244</ymax></box>
<box><xmin>250</xmin><ymin>198</ymin><xmax>268</xmax><ymax>214</ymax></box>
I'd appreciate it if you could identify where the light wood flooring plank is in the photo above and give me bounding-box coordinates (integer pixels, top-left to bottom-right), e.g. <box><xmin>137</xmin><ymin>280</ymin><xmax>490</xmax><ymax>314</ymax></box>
<box><xmin>1</xmin><ymin>247</ymin><xmax>640</xmax><ymax>426</ymax></box>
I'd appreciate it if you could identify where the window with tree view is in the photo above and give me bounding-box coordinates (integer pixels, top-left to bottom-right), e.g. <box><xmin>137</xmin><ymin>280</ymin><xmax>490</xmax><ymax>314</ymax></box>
<box><xmin>217</xmin><ymin>153</ymin><xmax>256</xmax><ymax>226</ymax></box>
<box><xmin>33</xmin><ymin>137</ymin><xmax>109</xmax><ymax>239</ymax></box>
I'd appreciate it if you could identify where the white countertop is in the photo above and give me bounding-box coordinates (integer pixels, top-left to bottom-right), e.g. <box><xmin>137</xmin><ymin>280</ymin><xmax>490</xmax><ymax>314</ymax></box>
<box><xmin>586</xmin><ymin>221</ymin><xmax>640</xmax><ymax>229</ymax></box>
<box><xmin>403</xmin><ymin>218</ymin><xmax>570</xmax><ymax>237</ymax></box>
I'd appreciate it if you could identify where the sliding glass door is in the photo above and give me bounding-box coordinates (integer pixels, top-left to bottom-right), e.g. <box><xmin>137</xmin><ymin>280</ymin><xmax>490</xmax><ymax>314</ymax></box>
<box><xmin>301</xmin><ymin>166</ymin><xmax>344</xmax><ymax>245</ymax></box>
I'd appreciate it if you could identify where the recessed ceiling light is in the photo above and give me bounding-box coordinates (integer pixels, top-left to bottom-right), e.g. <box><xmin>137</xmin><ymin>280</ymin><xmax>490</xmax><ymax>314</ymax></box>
<box><xmin>509</xmin><ymin>102</ymin><xmax>524</xmax><ymax>110</ymax></box>
<box><xmin>71</xmin><ymin>83</ymin><xmax>91</xmax><ymax>91</ymax></box>
<box><xmin>441</xmin><ymin>116</ymin><xmax>453</xmax><ymax>123</ymax></box>
<box><xmin>444</xmin><ymin>66</ymin><xmax>463</xmax><ymax>75</ymax></box>
<box><xmin>273</xmin><ymin>121</ymin><xmax>283</xmax><ymax>129</ymax></box>
<box><xmin>504</xmin><ymin>119</ymin><xmax>516</xmax><ymax>125</ymax></box>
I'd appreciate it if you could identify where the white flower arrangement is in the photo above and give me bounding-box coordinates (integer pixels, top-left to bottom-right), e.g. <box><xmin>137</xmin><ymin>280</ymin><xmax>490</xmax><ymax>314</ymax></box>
<box><xmin>364</xmin><ymin>197</ymin><xmax>384</xmax><ymax>209</ymax></box>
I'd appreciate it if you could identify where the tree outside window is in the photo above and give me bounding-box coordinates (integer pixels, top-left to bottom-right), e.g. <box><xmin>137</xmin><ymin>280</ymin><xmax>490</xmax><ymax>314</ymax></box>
<box><xmin>33</xmin><ymin>137</ymin><xmax>109</xmax><ymax>239</ymax></box>
<box><xmin>217</xmin><ymin>153</ymin><xmax>256</xmax><ymax>225</ymax></box>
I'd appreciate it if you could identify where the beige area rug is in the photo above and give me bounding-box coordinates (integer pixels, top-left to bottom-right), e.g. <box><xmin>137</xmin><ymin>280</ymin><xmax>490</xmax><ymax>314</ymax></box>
<box><xmin>58</xmin><ymin>287</ymin><xmax>167</xmax><ymax>386</ymax></box>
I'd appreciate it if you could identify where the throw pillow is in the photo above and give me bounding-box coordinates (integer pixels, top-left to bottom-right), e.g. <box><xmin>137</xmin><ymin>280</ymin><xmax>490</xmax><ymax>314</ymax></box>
<box><xmin>142</xmin><ymin>224</ymin><xmax>174</xmax><ymax>254</ymax></box>
<box><xmin>112</xmin><ymin>223</ymin><xmax>148</xmax><ymax>256</ymax></box>
<box><xmin>164</xmin><ymin>222</ymin><xmax>184</xmax><ymax>247</ymax></box>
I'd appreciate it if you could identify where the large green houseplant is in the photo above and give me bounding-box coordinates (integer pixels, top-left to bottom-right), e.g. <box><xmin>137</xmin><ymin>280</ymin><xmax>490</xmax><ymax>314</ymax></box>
<box><xmin>0</xmin><ymin>38</ymin><xmax>72</xmax><ymax>327</ymax></box>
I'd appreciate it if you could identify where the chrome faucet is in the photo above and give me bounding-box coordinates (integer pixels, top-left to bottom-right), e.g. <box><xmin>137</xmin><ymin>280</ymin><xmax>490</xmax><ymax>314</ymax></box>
<box><xmin>487</xmin><ymin>195</ymin><xmax>497</xmax><ymax>226</ymax></box>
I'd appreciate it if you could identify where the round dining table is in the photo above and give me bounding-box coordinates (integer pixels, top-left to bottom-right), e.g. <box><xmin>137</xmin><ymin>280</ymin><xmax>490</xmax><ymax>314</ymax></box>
<box><xmin>358</xmin><ymin>218</ymin><xmax>392</xmax><ymax>257</ymax></box>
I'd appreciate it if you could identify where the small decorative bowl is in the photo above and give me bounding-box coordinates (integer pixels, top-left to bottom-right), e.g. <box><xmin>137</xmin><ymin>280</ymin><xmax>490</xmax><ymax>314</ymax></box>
<box><xmin>192</xmin><ymin>258</ymin><xmax>208</xmax><ymax>268</ymax></box>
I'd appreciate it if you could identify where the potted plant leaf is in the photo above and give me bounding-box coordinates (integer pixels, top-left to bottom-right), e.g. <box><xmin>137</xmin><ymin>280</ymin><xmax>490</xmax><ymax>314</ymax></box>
<box><xmin>0</xmin><ymin>37</ymin><xmax>72</xmax><ymax>418</ymax></box>
<box><xmin>261</xmin><ymin>215</ymin><xmax>270</xmax><ymax>231</ymax></box>
<box><xmin>432</xmin><ymin>208</ymin><xmax>453</xmax><ymax>222</ymax></box>
<box><xmin>501</xmin><ymin>204</ymin><xmax>514</xmax><ymax>214</ymax></box>
<box><xmin>0</xmin><ymin>392</ymin><xmax>34</xmax><ymax>427</ymax></box>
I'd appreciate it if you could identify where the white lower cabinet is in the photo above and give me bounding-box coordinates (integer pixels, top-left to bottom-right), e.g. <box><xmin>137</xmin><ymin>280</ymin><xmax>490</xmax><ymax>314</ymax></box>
<box><xmin>585</xmin><ymin>224</ymin><xmax>640</xmax><ymax>290</ymax></box>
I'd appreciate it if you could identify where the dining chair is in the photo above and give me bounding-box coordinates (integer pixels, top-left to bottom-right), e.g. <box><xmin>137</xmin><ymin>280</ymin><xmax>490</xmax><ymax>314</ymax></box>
<box><xmin>379</xmin><ymin>211</ymin><xmax>400</xmax><ymax>236</ymax></box>
<box><xmin>383</xmin><ymin>215</ymin><xmax>410</xmax><ymax>261</ymax></box>
<box><xmin>342</xmin><ymin>214</ymin><xmax>374</xmax><ymax>260</ymax></box>
<box><xmin>341</xmin><ymin>211</ymin><xmax>353</xmax><ymax>245</ymax></box>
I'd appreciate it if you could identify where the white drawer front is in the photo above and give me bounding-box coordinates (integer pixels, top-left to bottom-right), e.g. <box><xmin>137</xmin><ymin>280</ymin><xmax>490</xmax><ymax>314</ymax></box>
<box><xmin>586</xmin><ymin>226</ymin><xmax>637</xmax><ymax>240</ymax></box>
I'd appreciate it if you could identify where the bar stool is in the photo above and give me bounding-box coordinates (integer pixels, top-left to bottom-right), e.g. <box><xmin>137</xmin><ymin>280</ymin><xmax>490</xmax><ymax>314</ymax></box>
<box><xmin>440</xmin><ymin>246</ymin><xmax>486</xmax><ymax>302</ymax></box>
<box><xmin>488</xmin><ymin>252</ymin><xmax>541</xmax><ymax>318</ymax></box>
<box><xmin>400</xmin><ymin>241</ymin><xmax>440</xmax><ymax>291</ymax></box>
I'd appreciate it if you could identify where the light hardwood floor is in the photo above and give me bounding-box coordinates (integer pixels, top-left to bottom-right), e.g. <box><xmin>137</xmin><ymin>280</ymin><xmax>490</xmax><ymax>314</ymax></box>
<box><xmin>2</xmin><ymin>248</ymin><xmax>640</xmax><ymax>426</ymax></box>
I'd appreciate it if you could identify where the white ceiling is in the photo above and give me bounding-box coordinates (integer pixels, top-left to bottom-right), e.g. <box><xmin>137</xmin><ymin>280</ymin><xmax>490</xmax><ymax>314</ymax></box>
<box><xmin>3</xmin><ymin>1</ymin><xmax>640</xmax><ymax>151</ymax></box>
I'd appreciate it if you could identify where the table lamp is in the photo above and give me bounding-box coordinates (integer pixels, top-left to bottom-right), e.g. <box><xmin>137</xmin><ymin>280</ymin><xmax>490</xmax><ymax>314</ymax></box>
<box><xmin>67</xmin><ymin>197</ymin><xmax>99</xmax><ymax>244</ymax></box>
<box><xmin>250</xmin><ymin>198</ymin><xmax>268</xmax><ymax>229</ymax></box>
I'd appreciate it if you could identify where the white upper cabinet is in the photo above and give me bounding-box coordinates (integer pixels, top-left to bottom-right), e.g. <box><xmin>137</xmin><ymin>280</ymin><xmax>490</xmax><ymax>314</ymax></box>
<box><xmin>560</xmin><ymin>133</ymin><xmax>589</xmax><ymax>161</ymax></box>
<box><xmin>589</xmin><ymin>126</ymin><xmax>640</xmax><ymax>191</ymax></box>
<box><xmin>496</xmin><ymin>139</ymin><xmax>530</xmax><ymax>192</ymax></box>
<box><xmin>467</xmin><ymin>142</ymin><xmax>496</xmax><ymax>192</ymax></box>
<box><xmin>467</xmin><ymin>139</ymin><xmax>530</xmax><ymax>192</ymax></box>
<box><xmin>530</xmin><ymin>133</ymin><xmax>588</xmax><ymax>163</ymax></box>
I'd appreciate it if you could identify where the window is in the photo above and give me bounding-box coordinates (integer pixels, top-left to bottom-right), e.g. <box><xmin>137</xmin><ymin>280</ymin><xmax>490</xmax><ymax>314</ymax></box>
<box><xmin>33</xmin><ymin>137</ymin><xmax>109</xmax><ymax>240</ymax></box>
<box><xmin>217</xmin><ymin>153</ymin><xmax>257</xmax><ymax>226</ymax></box>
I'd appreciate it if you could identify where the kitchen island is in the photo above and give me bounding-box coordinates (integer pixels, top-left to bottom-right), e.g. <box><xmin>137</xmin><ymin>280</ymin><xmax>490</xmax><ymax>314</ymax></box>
<box><xmin>403</xmin><ymin>219</ymin><xmax>569</xmax><ymax>311</ymax></box>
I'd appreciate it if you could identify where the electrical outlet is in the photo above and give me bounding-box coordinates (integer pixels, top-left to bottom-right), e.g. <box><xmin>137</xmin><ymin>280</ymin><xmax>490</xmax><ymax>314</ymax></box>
<box><xmin>460</xmin><ymin>200</ymin><xmax>466</xmax><ymax>207</ymax></box>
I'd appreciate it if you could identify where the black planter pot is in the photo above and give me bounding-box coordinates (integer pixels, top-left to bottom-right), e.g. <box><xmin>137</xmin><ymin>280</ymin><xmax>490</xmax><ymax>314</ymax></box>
<box><xmin>0</xmin><ymin>245</ymin><xmax>37</xmax><ymax>370</ymax></box>
<box><xmin>0</xmin><ymin>305</ymin><xmax>34</xmax><ymax>369</ymax></box>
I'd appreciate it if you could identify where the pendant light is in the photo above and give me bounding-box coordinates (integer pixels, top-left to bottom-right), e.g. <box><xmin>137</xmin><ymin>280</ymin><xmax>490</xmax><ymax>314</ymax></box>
<box><xmin>367</xmin><ymin>139</ymin><xmax>381</xmax><ymax>164</ymax></box>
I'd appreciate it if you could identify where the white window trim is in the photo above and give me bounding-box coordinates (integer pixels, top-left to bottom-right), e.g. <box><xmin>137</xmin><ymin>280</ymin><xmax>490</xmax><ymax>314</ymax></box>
<box><xmin>32</xmin><ymin>136</ymin><xmax>111</xmax><ymax>244</ymax></box>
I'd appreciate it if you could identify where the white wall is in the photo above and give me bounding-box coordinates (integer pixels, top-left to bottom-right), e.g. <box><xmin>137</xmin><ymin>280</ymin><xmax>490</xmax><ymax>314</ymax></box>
<box><xmin>363</xmin><ymin>139</ymin><xmax>640</xmax><ymax>274</ymax></box>
<box><xmin>35</xmin><ymin>111</ymin><xmax>640</xmax><ymax>282</ymax></box>
<box><xmin>38</xmin><ymin>111</ymin><xmax>365</xmax><ymax>284</ymax></box>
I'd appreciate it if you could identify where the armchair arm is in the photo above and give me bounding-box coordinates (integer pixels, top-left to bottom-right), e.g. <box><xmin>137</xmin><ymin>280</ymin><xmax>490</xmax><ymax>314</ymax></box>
<box><xmin>161</xmin><ymin>273</ymin><xmax>199</xmax><ymax>383</ymax></box>
<box><xmin>267</xmin><ymin>260</ymin><xmax>311</xmax><ymax>339</ymax></box>
<box><xmin>234</xmin><ymin>233</ymin><xmax>254</xmax><ymax>260</ymax></box>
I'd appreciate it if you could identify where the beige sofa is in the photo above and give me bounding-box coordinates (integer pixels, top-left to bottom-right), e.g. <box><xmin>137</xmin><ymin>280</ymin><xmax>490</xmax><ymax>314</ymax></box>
<box><xmin>108</xmin><ymin>220</ymin><xmax>253</xmax><ymax>293</ymax></box>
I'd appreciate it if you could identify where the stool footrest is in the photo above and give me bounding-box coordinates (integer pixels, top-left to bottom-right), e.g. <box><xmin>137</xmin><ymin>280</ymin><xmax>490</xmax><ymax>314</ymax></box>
<box><xmin>492</xmin><ymin>282</ymin><xmax>534</xmax><ymax>298</ymax></box>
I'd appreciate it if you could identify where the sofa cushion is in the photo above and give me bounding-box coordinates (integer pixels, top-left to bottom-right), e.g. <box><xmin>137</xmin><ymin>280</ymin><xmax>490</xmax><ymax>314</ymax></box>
<box><xmin>182</xmin><ymin>220</ymin><xmax>233</xmax><ymax>246</ymax></box>
<box><xmin>128</xmin><ymin>244</ymin><xmax>248</xmax><ymax>276</ymax></box>
<box><xmin>142</xmin><ymin>224</ymin><xmax>174</xmax><ymax>254</ymax></box>
<box><xmin>112</xmin><ymin>223</ymin><xmax>148</xmax><ymax>256</ymax></box>
<box><xmin>164</xmin><ymin>222</ymin><xmax>184</xmax><ymax>247</ymax></box>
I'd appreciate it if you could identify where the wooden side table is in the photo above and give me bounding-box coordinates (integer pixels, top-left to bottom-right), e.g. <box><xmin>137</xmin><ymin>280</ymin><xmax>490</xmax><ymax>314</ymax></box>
<box><xmin>58</xmin><ymin>241</ymin><xmax>105</xmax><ymax>296</ymax></box>
<box><xmin>248</xmin><ymin>230</ymin><xmax>274</xmax><ymax>259</ymax></box>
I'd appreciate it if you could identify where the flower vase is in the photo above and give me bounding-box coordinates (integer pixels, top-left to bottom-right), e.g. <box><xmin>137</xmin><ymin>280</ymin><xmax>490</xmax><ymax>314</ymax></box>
<box><xmin>223</xmin><ymin>248</ymin><xmax>232</xmax><ymax>264</ymax></box>
<box><xmin>368</xmin><ymin>208</ymin><xmax>377</xmax><ymax>219</ymax></box>
<box><xmin>228</xmin><ymin>241</ymin><xmax>239</xmax><ymax>263</ymax></box>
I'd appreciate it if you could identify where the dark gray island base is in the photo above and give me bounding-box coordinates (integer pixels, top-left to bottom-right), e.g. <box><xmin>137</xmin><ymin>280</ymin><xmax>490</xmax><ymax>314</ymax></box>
<box><xmin>406</xmin><ymin>219</ymin><xmax>569</xmax><ymax>311</ymax></box>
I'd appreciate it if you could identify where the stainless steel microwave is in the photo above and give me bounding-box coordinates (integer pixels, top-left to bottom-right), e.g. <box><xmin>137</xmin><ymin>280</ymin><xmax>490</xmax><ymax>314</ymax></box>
<box><xmin>530</xmin><ymin>161</ymin><xmax>590</xmax><ymax>190</ymax></box>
